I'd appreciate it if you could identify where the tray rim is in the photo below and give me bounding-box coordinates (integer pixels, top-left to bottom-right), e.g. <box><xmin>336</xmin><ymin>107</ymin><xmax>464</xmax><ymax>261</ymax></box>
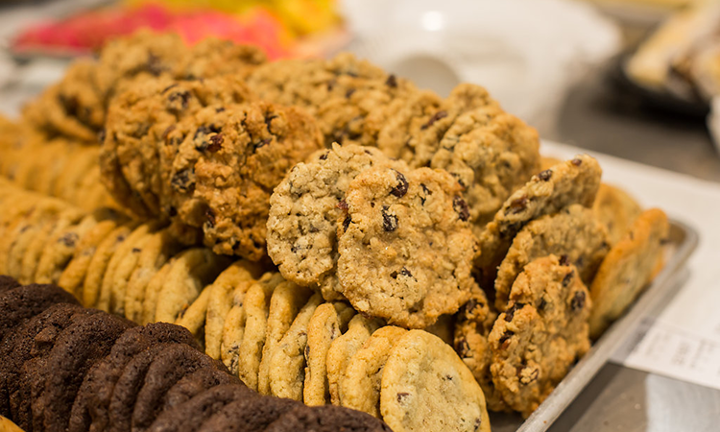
<box><xmin>513</xmin><ymin>217</ymin><xmax>699</xmax><ymax>432</ymax></box>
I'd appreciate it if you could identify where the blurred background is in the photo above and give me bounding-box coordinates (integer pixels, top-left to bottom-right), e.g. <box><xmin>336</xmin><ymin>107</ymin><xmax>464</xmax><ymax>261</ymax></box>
<box><xmin>1</xmin><ymin>0</ymin><xmax>719</xmax><ymax>181</ymax></box>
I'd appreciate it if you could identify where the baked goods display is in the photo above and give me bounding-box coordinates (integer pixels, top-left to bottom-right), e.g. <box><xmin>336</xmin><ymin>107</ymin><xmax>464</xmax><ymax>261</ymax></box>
<box><xmin>0</xmin><ymin>30</ymin><xmax>671</xmax><ymax>431</ymax></box>
<box><xmin>0</xmin><ymin>279</ymin><xmax>392</xmax><ymax>432</ymax></box>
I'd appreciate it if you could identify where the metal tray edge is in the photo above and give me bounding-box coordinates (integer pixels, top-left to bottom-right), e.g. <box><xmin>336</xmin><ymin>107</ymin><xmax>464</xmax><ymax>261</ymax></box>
<box><xmin>514</xmin><ymin>218</ymin><xmax>699</xmax><ymax>432</ymax></box>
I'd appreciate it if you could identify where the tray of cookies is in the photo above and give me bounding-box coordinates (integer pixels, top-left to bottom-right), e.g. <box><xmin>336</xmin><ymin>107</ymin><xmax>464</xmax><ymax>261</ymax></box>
<box><xmin>0</xmin><ymin>29</ymin><xmax>698</xmax><ymax>432</ymax></box>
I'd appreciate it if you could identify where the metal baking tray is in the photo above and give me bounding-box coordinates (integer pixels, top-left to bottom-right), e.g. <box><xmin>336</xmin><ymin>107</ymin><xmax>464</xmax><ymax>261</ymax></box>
<box><xmin>488</xmin><ymin>218</ymin><xmax>699</xmax><ymax>432</ymax></box>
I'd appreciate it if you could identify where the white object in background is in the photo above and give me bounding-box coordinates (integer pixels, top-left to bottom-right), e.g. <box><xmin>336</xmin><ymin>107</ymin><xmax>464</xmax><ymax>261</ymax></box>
<box><xmin>707</xmin><ymin>96</ymin><xmax>720</xmax><ymax>154</ymax></box>
<box><xmin>341</xmin><ymin>0</ymin><xmax>621</xmax><ymax>136</ymax></box>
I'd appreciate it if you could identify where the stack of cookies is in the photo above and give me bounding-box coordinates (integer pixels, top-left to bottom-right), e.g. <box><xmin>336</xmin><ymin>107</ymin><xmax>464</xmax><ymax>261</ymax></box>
<box><xmin>0</xmin><ymin>29</ymin><xmax>672</xmax><ymax>431</ymax></box>
<box><xmin>0</xmin><ymin>278</ymin><xmax>393</xmax><ymax>432</ymax></box>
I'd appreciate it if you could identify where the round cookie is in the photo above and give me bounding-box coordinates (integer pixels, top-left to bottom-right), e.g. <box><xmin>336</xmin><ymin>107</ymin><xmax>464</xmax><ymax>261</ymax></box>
<box><xmin>176</xmin><ymin>37</ymin><xmax>266</xmax><ymax>80</ymax></box>
<box><xmin>152</xmin><ymin>248</ymin><xmax>232</xmax><ymax>324</ymax></box>
<box><xmin>380</xmin><ymin>330</ymin><xmax>491</xmax><ymax>432</ymax></box>
<box><xmin>264</xmin><ymin>404</ymin><xmax>393</xmax><ymax>432</ymax></box>
<box><xmin>267</xmin><ymin>293</ymin><xmax>323</xmax><ymax>400</ymax></box>
<box><xmin>589</xmin><ymin>209</ymin><xmax>669</xmax><ymax>339</ymax></box>
<box><xmin>160</xmin><ymin>367</ymin><xmax>242</xmax><ymax>414</ymax></box>
<box><xmin>33</xmin><ymin>208</ymin><xmax>93</xmax><ymax>285</ymax></box>
<box><xmin>218</xmin><ymin>278</ymin><xmax>259</xmax><ymax>373</ymax></box>
<box><xmin>146</xmin><ymin>384</ymin><xmax>256</xmax><ymax>432</ymax></box>
<box><xmin>326</xmin><ymin>315</ymin><xmax>383</xmax><ymax>406</ymax></box>
<box><xmin>303</xmin><ymin>302</ymin><xmax>354</xmax><ymax>406</ymax></box>
<box><xmin>453</xmin><ymin>287</ymin><xmax>506</xmax><ymax>412</ymax></box>
<box><xmin>131</xmin><ymin>343</ymin><xmax>227</xmax><ymax>432</ymax></box>
<box><xmin>174</xmin><ymin>283</ymin><xmax>212</xmax><ymax>340</ymax></box>
<box><xmin>494</xmin><ymin>204</ymin><xmax>610</xmax><ymax>311</ymax></box>
<box><xmin>83</xmin><ymin>223</ymin><xmax>137</xmax><ymax>308</ymax></box>
<box><xmin>0</xmin><ymin>275</ymin><xmax>20</xmax><ymax>294</ymax></box>
<box><xmin>488</xmin><ymin>255</ymin><xmax>591</xmax><ymax>416</ymax></box>
<box><xmin>337</xmin><ymin>165</ymin><xmax>477</xmax><ymax>328</ymax></box>
<box><xmin>592</xmin><ymin>183</ymin><xmax>642</xmax><ymax>246</ymax></box>
<box><xmin>109</xmin><ymin>229</ymin><xmax>155</xmax><ymax>316</ymax></box>
<box><xmin>341</xmin><ymin>326</ymin><xmax>407</xmax><ymax>418</ymax></box>
<box><xmin>257</xmin><ymin>281</ymin><xmax>313</xmax><ymax>395</ymax></box>
<box><xmin>267</xmin><ymin>144</ymin><xmax>406</xmax><ymax>300</ymax></box>
<box><xmin>36</xmin><ymin>312</ymin><xmax>133</xmax><ymax>432</ymax></box>
<box><xmin>196</xmin><ymin>395</ymin><xmax>299</xmax><ymax>432</ymax></box>
<box><xmin>236</xmin><ymin>274</ymin><xmax>284</xmax><ymax>390</ymax></box>
<box><xmin>100</xmin><ymin>73</ymin><xmax>254</xmax><ymax>217</ymax></box>
<box><xmin>475</xmin><ymin>155</ymin><xmax>602</xmax><ymax>287</ymax></box>
<box><xmin>430</xmin><ymin>103</ymin><xmax>541</xmax><ymax>229</ymax></box>
<box><xmin>140</xmin><ymin>259</ymin><xmax>175</xmax><ymax>326</ymax></box>
<box><xmin>188</xmin><ymin>101</ymin><xmax>323</xmax><ymax>259</ymax></box>
<box><xmin>201</xmin><ymin>260</ymin><xmax>261</xmax><ymax>359</ymax></box>
<box><xmin>68</xmin><ymin>322</ymin><xmax>198</xmax><ymax>432</ymax></box>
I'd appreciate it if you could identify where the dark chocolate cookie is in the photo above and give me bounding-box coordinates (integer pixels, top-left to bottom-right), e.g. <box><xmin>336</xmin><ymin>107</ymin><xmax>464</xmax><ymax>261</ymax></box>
<box><xmin>160</xmin><ymin>367</ymin><xmax>242</xmax><ymax>414</ymax></box>
<box><xmin>131</xmin><ymin>343</ymin><xmax>226</xmax><ymax>432</ymax></box>
<box><xmin>36</xmin><ymin>312</ymin><xmax>133</xmax><ymax>432</ymax></box>
<box><xmin>196</xmin><ymin>396</ymin><xmax>299</xmax><ymax>432</ymax></box>
<box><xmin>264</xmin><ymin>405</ymin><xmax>393</xmax><ymax>432</ymax></box>
<box><xmin>0</xmin><ymin>275</ymin><xmax>20</xmax><ymax>293</ymax></box>
<box><xmin>0</xmin><ymin>283</ymin><xmax>79</xmax><ymax>344</ymax></box>
<box><xmin>69</xmin><ymin>322</ymin><xmax>198</xmax><ymax>432</ymax></box>
<box><xmin>147</xmin><ymin>384</ymin><xmax>256</xmax><ymax>432</ymax></box>
<box><xmin>3</xmin><ymin>303</ymin><xmax>91</xmax><ymax>431</ymax></box>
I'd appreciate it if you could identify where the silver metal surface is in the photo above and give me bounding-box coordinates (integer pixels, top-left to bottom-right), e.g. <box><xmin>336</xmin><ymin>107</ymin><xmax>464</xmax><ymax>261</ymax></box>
<box><xmin>487</xmin><ymin>219</ymin><xmax>699</xmax><ymax>432</ymax></box>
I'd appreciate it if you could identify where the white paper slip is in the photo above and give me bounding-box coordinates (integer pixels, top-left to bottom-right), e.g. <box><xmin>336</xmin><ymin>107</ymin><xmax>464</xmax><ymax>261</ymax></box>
<box><xmin>621</xmin><ymin>319</ymin><xmax>720</xmax><ymax>391</ymax></box>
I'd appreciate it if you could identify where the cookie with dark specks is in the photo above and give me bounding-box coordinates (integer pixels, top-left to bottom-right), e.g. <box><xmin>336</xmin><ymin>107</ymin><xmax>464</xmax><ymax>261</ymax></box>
<box><xmin>589</xmin><ymin>209</ymin><xmax>668</xmax><ymax>339</ymax></box>
<box><xmin>430</xmin><ymin>104</ymin><xmax>541</xmax><ymax>229</ymax></box>
<box><xmin>267</xmin><ymin>144</ymin><xmax>407</xmax><ymax>300</ymax></box>
<box><xmin>337</xmin><ymin>165</ymin><xmax>477</xmax><ymax>328</ymax></box>
<box><xmin>475</xmin><ymin>155</ymin><xmax>602</xmax><ymax>289</ymax></box>
<box><xmin>489</xmin><ymin>256</ymin><xmax>591</xmax><ymax>417</ymax></box>
<box><xmin>36</xmin><ymin>312</ymin><xmax>132</xmax><ymax>432</ymax></box>
<box><xmin>453</xmin><ymin>286</ymin><xmax>506</xmax><ymax>412</ymax></box>
<box><xmin>146</xmin><ymin>384</ymin><xmax>255</xmax><ymax>432</ymax></box>
<box><xmin>380</xmin><ymin>330</ymin><xmax>491</xmax><ymax>432</ymax></box>
<box><xmin>494</xmin><ymin>204</ymin><xmax>609</xmax><ymax>311</ymax></box>
<box><xmin>264</xmin><ymin>405</ymin><xmax>393</xmax><ymax>432</ymax></box>
<box><xmin>190</xmin><ymin>101</ymin><xmax>323</xmax><ymax>259</ymax></box>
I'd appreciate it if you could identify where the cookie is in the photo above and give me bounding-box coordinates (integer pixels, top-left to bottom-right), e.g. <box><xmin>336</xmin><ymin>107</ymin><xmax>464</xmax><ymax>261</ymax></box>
<box><xmin>326</xmin><ymin>315</ymin><xmax>383</xmax><ymax>406</ymax></box>
<box><xmin>15</xmin><ymin>304</ymin><xmax>97</xmax><ymax>431</ymax></box>
<box><xmin>159</xmin><ymin>367</ymin><xmax>242</xmax><ymax>415</ymax></box>
<box><xmin>145</xmin><ymin>384</ymin><xmax>255</xmax><ymax>432</ymax></box>
<box><xmin>264</xmin><ymin>404</ymin><xmax>393</xmax><ymax>432</ymax></box>
<box><xmin>337</xmin><ymin>165</ymin><xmax>477</xmax><ymax>328</ymax></box>
<box><xmin>82</xmin><ymin>223</ymin><xmax>137</xmax><ymax>307</ymax></box>
<box><xmin>57</xmin><ymin>218</ymin><xmax>122</xmax><ymax>298</ymax></box>
<box><xmin>267</xmin><ymin>293</ymin><xmax>323</xmax><ymax>400</ymax></box>
<box><xmin>475</xmin><ymin>155</ymin><xmax>602</xmax><ymax>294</ymax></box>
<box><xmin>0</xmin><ymin>283</ymin><xmax>79</xmax><ymax>344</ymax></box>
<box><xmin>341</xmin><ymin>326</ymin><xmax>407</xmax><ymax>417</ymax></box>
<box><xmin>109</xmin><ymin>229</ymin><xmax>156</xmax><ymax>316</ymax></box>
<box><xmin>0</xmin><ymin>302</ymin><xmax>84</xmax><ymax>423</ymax></box>
<box><xmin>218</xmin><ymin>277</ymin><xmax>258</xmax><ymax>373</ymax></box>
<box><xmin>98</xmin><ymin>222</ymin><xmax>157</xmax><ymax>312</ymax></box>
<box><xmin>494</xmin><ymin>204</ymin><xmax>610</xmax><ymax>311</ymax></box>
<box><xmin>0</xmin><ymin>415</ymin><xmax>23</xmax><ymax>432</ymax></box>
<box><xmin>235</xmin><ymin>273</ymin><xmax>284</xmax><ymax>389</ymax></box>
<box><xmin>303</xmin><ymin>302</ymin><xmax>354</xmax><ymax>406</ymax></box>
<box><xmin>453</xmin><ymin>287</ymin><xmax>505</xmax><ymax>412</ymax></box>
<box><xmin>175</xmin><ymin>283</ymin><xmax>212</xmax><ymax>341</ymax></box>
<box><xmin>592</xmin><ymin>183</ymin><xmax>642</xmax><ymax>246</ymax></box>
<box><xmin>176</xmin><ymin>37</ymin><xmax>266</xmax><ymax>80</ymax></box>
<box><xmin>188</xmin><ymin>101</ymin><xmax>323</xmax><ymax>259</ymax></box>
<box><xmin>267</xmin><ymin>144</ymin><xmax>407</xmax><ymax>300</ymax></box>
<box><xmin>257</xmin><ymin>281</ymin><xmax>313</xmax><ymax>395</ymax></box>
<box><xmin>0</xmin><ymin>276</ymin><xmax>20</xmax><ymax>294</ymax></box>
<box><xmin>196</xmin><ymin>396</ymin><xmax>299</xmax><ymax>432</ymax></box>
<box><xmin>107</xmin><ymin>342</ymin><xmax>187</xmax><ymax>432</ymax></box>
<box><xmin>100</xmin><ymin>74</ymin><xmax>254</xmax><ymax>217</ymax></box>
<box><xmin>68</xmin><ymin>322</ymin><xmax>198</xmax><ymax>432</ymax></box>
<box><xmin>36</xmin><ymin>312</ymin><xmax>132</xmax><ymax>432</ymax></box>
<box><xmin>205</xmin><ymin>261</ymin><xmax>262</xmax><ymax>360</ymax></box>
<box><xmin>152</xmin><ymin>248</ymin><xmax>232</xmax><ymax>324</ymax></box>
<box><xmin>139</xmin><ymin>259</ymin><xmax>174</xmax><ymax>325</ymax></box>
<box><xmin>430</xmin><ymin>104</ymin><xmax>541</xmax><ymax>228</ymax></box>
<box><xmin>589</xmin><ymin>209</ymin><xmax>669</xmax><ymax>338</ymax></box>
<box><xmin>52</xmin><ymin>146</ymin><xmax>101</xmax><ymax>202</ymax></box>
<box><xmin>380</xmin><ymin>330</ymin><xmax>491</xmax><ymax>432</ymax></box>
<box><xmin>33</xmin><ymin>208</ymin><xmax>94</xmax><ymax>285</ymax></box>
<box><xmin>131</xmin><ymin>343</ymin><xmax>226</xmax><ymax>432</ymax></box>
<box><xmin>490</xmin><ymin>255</ymin><xmax>591</xmax><ymax>416</ymax></box>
